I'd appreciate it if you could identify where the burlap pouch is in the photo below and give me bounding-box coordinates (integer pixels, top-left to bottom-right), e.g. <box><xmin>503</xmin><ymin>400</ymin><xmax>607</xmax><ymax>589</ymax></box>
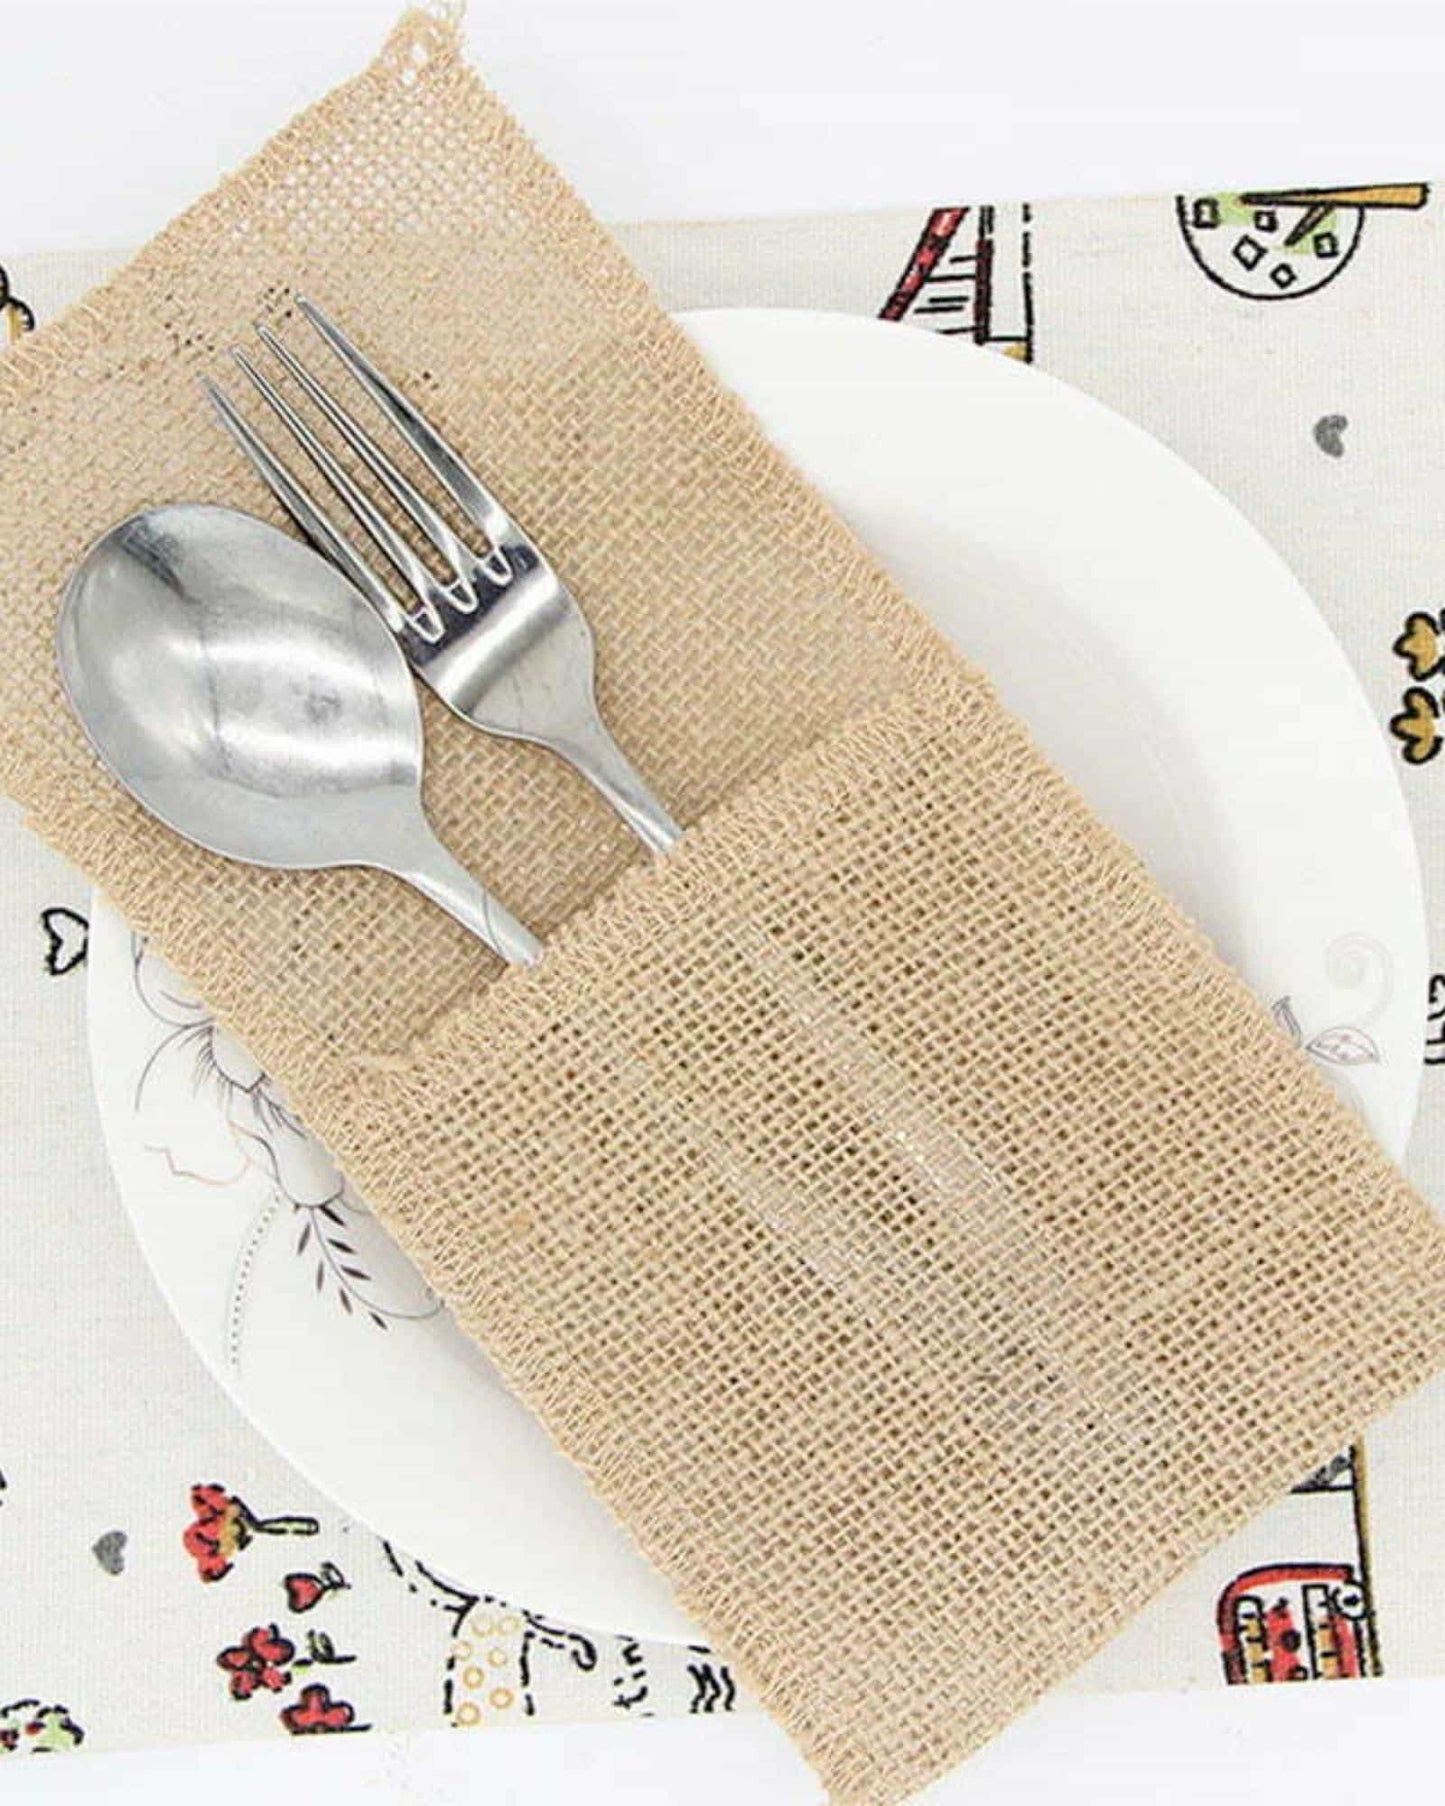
<box><xmin>5</xmin><ymin>9</ymin><xmax>1445</xmax><ymax>1801</ymax></box>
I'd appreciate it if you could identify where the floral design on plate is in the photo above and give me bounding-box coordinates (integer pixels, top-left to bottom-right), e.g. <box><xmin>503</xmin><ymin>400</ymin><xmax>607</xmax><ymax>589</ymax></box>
<box><xmin>1272</xmin><ymin>996</ymin><xmax>1382</xmax><ymax>1070</ymax></box>
<box><xmin>131</xmin><ymin>936</ymin><xmax>441</xmax><ymax>1366</ymax></box>
<box><xmin>1273</xmin><ymin>934</ymin><xmax>1389</xmax><ymax>1116</ymax></box>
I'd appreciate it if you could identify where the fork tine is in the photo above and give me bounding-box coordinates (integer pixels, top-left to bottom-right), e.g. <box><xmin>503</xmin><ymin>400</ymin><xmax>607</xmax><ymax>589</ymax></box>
<box><xmin>229</xmin><ymin>348</ymin><xmax>444</xmax><ymax>634</ymax></box>
<box><xmin>254</xmin><ymin>323</ymin><xmax>479</xmax><ymax>589</ymax></box>
<box><xmin>296</xmin><ymin>297</ymin><xmax>519</xmax><ymax>553</ymax></box>
<box><xmin>202</xmin><ymin>377</ymin><xmax>411</xmax><ymax>638</ymax></box>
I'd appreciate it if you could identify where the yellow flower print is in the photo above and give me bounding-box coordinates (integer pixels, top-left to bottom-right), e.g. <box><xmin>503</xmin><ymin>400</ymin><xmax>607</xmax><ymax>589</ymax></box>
<box><xmin>1393</xmin><ymin>610</ymin><xmax>1445</xmax><ymax>681</ymax></box>
<box><xmin>1390</xmin><ymin>686</ymin><xmax>1442</xmax><ymax>765</ymax></box>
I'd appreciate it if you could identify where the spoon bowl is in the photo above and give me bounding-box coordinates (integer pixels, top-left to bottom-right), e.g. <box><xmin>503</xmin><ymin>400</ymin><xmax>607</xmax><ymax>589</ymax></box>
<box><xmin>57</xmin><ymin>504</ymin><xmax>540</xmax><ymax>964</ymax></box>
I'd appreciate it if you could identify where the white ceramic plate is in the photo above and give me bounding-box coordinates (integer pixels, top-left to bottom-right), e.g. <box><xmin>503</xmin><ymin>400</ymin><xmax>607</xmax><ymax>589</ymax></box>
<box><xmin>86</xmin><ymin>308</ymin><xmax>1427</xmax><ymax>1644</ymax></box>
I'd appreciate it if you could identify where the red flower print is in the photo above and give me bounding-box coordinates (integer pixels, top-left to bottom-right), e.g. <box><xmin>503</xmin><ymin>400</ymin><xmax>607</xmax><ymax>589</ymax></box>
<box><xmin>217</xmin><ymin>1625</ymin><xmax>296</xmax><ymax>1701</ymax></box>
<box><xmin>284</xmin><ymin>1561</ymin><xmax>348</xmax><ymax>1614</ymax></box>
<box><xmin>185</xmin><ymin>1484</ymin><xmax>241</xmax><ymax>1582</ymax></box>
<box><xmin>280</xmin><ymin>1684</ymin><xmax>368</xmax><ymax>1735</ymax></box>
<box><xmin>184</xmin><ymin>1484</ymin><xmax>318</xmax><ymax>1583</ymax></box>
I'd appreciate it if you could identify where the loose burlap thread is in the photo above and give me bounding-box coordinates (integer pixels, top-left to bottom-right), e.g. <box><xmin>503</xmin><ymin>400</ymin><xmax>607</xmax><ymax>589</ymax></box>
<box><xmin>5</xmin><ymin>11</ymin><xmax>1445</xmax><ymax>1801</ymax></box>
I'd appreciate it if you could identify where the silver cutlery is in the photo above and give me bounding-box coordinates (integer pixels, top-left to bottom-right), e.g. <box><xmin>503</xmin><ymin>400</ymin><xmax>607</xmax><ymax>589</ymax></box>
<box><xmin>197</xmin><ymin>308</ymin><xmax>954</xmax><ymax>1205</ymax></box>
<box><xmin>205</xmin><ymin>298</ymin><xmax>682</xmax><ymax>856</ymax></box>
<box><xmin>56</xmin><ymin>502</ymin><xmax>543</xmax><ymax>967</ymax></box>
<box><xmin>59</xmin><ymin>366</ymin><xmax>966</xmax><ymax>1337</ymax></box>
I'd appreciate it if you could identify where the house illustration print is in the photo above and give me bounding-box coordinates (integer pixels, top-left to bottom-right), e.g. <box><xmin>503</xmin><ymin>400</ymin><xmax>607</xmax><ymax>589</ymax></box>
<box><xmin>1176</xmin><ymin>184</ymin><xmax>1427</xmax><ymax>300</ymax></box>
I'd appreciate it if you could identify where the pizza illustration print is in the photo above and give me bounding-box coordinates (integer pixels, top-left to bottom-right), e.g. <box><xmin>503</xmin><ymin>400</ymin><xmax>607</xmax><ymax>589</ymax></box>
<box><xmin>1176</xmin><ymin>183</ymin><xmax>1427</xmax><ymax>300</ymax></box>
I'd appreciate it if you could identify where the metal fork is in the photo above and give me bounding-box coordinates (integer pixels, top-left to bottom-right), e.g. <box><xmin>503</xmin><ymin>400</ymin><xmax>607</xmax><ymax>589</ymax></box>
<box><xmin>204</xmin><ymin>306</ymin><xmax>975</xmax><ymax>1277</ymax></box>
<box><xmin>203</xmin><ymin>298</ymin><xmax>682</xmax><ymax>856</ymax></box>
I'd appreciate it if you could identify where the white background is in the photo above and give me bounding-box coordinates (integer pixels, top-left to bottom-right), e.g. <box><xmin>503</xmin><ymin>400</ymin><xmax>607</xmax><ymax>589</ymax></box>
<box><xmin>9</xmin><ymin>0</ymin><xmax>1445</xmax><ymax>244</ymax></box>
<box><xmin>6</xmin><ymin>0</ymin><xmax>1445</xmax><ymax>1800</ymax></box>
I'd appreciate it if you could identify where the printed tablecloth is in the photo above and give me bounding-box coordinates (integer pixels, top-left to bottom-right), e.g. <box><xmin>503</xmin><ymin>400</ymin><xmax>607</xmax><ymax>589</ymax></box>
<box><xmin>8</xmin><ymin>181</ymin><xmax>1445</xmax><ymax>1758</ymax></box>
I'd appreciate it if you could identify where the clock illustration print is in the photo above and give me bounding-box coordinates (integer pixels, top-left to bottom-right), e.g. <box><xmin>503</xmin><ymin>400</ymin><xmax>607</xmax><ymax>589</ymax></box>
<box><xmin>1176</xmin><ymin>183</ymin><xmax>1427</xmax><ymax>300</ymax></box>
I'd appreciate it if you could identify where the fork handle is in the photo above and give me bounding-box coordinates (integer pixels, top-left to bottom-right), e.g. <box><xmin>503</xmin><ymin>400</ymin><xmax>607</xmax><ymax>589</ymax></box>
<box><xmin>547</xmin><ymin>715</ymin><xmax>683</xmax><ymax>856</ymax></box>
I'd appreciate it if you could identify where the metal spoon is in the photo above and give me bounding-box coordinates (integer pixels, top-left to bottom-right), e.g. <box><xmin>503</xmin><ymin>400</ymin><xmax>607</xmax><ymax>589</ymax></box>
<box><xmin>56</xmin><ymin>502</ymin><xmax>542</xmax><ymax>966</ymax></box>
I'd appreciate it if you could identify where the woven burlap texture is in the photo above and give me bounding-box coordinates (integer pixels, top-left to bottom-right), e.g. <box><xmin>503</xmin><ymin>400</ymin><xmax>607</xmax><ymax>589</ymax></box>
<box><xmin>5</xmin><ymin>11</ymin><xmax>1445</xmax><ymax>1803</ymax></box>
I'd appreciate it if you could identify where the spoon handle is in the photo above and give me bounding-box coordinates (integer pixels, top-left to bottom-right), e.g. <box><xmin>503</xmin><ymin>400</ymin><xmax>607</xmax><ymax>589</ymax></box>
<box><xmin>386</xmin><ymin>832</ymin><xmax>543</xmax><ymax>967</ymax></box>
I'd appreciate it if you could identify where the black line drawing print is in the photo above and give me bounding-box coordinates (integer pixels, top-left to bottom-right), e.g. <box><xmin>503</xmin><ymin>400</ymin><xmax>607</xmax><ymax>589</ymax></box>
<box><xmin>380</xmin><ymin>1544</ymin><xmax>741</xmax><ymax>1728</ymax></box>
<box><xmin>1426</xmin><ymin>975</ymin><xmax>1445</xmax><ymax>1066</ymax></box>
<box><xmin>686</xmin><ymin>1652</ymin><xmax>737</xmax><ymax>1713</ymax></box>
<box><xmin>40</xmin><ymin>907</ymin><xmax>88</xmax><ymax>976</ymax></box>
